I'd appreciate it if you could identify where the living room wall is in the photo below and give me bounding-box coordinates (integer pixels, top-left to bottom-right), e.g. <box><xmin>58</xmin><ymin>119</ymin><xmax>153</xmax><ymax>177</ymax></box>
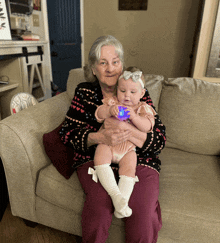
<box><xmin>83</xmin><ymin>0</ymin><xmax>203</xmax><ymax>79</ymax></box>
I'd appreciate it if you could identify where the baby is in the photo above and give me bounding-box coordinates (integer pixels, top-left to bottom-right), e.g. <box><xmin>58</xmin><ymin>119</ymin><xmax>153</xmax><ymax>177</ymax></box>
<box><xmin>88</xmin><ymin>67</ymin><xmax>156</xmax><ymax>218</ymax></box>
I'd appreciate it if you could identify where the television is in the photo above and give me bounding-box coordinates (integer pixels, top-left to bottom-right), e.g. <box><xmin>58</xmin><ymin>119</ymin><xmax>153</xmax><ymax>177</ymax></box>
<box><xmin>9</xmin><ymin>0</ymin><xmax>33</xmax><ymax>15</ymax></box>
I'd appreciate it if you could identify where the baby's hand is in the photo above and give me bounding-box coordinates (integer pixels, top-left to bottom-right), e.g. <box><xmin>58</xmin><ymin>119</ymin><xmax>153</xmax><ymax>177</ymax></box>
<box><xmin>109</xmin><ymin>105</ymin><xmax>119</xmax><ymax>117</ymax></box>
<box><xmin>124</xmin><ymin>107</ymin><xmax>136</xmax><ymax>120</ymax></box>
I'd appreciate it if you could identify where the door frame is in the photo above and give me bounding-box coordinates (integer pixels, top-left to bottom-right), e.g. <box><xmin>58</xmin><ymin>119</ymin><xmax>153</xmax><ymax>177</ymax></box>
<box><xmin>43</xmin><ymin>0</ymin><xmax>85</xmax><ymax>81</ymax></box>
<box><xmin>80</xmin><ymin>0</ymin><xmax>85</xmax><ymax>67</ymax></box>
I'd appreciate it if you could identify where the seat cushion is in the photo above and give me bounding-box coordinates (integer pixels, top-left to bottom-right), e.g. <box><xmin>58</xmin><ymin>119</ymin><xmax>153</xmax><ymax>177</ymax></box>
<box><xmin>36</xmin><ymin>164</ymin><xmax>124</xmax><ymax>227</ymax></box>
<box><xmin>158</xmin><ymin>147</ymin><xmax>220</xmax><ymax>242</ymax></box>
<box><xmin>159</xmin><ymin>77</ymin><xmax>220</xmax><ymax>155</ymax></box>
<box><xmin>43</xmin><ymin>124</ymin><xmax>75</xmax><ymax>179</ymax></box>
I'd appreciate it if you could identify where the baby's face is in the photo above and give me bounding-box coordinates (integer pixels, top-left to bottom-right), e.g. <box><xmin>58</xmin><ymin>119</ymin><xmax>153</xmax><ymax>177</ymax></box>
<box><xmin>117</xmin><ymin>78</ymin><xmax>145</xmax><ymax>107</ymax></box>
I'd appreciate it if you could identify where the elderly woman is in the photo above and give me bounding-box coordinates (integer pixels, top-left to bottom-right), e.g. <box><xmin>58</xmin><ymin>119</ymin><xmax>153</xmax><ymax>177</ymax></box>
<box><xmin>60</xmin><ymin>35</ymin><xmax>166</xmax><ymax>243</ymax></box>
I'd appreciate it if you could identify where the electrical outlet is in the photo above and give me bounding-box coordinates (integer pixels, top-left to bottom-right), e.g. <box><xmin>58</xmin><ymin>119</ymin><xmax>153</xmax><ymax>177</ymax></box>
<box><xmin>33</xmin><ymin>14</ymin><xmax>40</xmax><ymax>27</ymax></box>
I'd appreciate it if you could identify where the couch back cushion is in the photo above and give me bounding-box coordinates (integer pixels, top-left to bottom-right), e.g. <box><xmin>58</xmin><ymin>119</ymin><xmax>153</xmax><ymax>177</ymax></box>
<box><xmin>67</xmin><ymin>68</ymin><xmax>86</xmax><ymax>100</ymax></box>
<box><xmin>144</xmin><ymin>74</ymin><xmax>164</xmax><ymax>111</ymax></box>
<box><xmin>159</xmin><ymin>77</ymin><xmax>220</xmax><ymax>155</ymax></box>
<box><xmin>67</xmin><ymin>68</ymin><xmax>164</xmax><ymax>111</ymax></box>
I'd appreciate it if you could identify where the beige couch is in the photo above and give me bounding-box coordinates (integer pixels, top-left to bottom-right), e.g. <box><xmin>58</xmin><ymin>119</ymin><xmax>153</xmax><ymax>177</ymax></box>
<box><xmin>0</xmin><ymin>68</ymin><xmax>220</xmax><ymax>242</ymax></box>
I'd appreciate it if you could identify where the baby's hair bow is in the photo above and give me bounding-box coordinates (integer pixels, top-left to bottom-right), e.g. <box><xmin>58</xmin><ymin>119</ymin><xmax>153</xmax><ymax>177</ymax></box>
<box><xmin>119</xmin><ymin>71</ymin><xmax>144</xmax><ymax>88</ymax></box>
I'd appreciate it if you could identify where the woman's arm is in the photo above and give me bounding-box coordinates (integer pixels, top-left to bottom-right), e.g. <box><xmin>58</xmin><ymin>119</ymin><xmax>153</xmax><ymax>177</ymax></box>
<box><xmin>104</xmin><ymin>118</ymin><xmax>147</xmax><ymax>148</ymax></box>
<box><xmin>87</xmin><ymin>127</ymin><xmax>132</xmax><ymax>148</ymax></box>
<box><xmin>60</xmin><ymin>84</ymin><xmax>102</xmax><ymax>152</ymax></box>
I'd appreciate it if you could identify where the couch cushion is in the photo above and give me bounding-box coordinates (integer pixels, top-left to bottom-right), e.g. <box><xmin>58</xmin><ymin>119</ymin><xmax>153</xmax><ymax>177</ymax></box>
<box><xmin>144</xmin><ymin>74</ymin><xmax>164</xmax><ymax>111</ymax></box>
<box><xmin>43</xmin><ymin>124</ymin><xmax>75</xmax><ymax>179</ymax></box>
<box><xmin>36</xmin><ymin>164</ymin><xmax>85</xmax><ymax>213</ymax></box>
<box><xmin>159</xmin><ymin>77</ymin><xmax>220</xmax><ymax>155</ymax></box>
<box><xmin>36</xmin><ymin>164</ymin><xmax>124</xmax><ymax>227</ymax></box>
<box><xmin>159</xmin><ymin>148</ymin><xmax>220</xmax><ymax>242</ymax></box>
<box><xmin>67</xmin><ymin>68</ymin><xmax>86</xmax><ymax>100</ymax></box>
<box><xmin>66</xmin><ymin>68</ymin><xmax>164</xmax><ymax>112</ymax></box>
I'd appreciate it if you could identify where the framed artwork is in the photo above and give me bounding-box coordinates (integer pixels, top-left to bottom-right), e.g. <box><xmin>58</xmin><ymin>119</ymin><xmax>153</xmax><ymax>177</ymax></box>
<box><xmin>119</xmin><ymin>0</ymin><xmax>148</xmax><ymax>11</ymax></box>
<box><xmin>0</xmin><ymin>0</ymin><xmax>12</xmax><ymax>40</ymax></box>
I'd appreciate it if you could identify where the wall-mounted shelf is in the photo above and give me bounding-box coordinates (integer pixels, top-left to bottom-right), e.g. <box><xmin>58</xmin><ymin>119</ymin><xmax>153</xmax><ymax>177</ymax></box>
<box><xmin>0</xmin><ymin>83</ymin><xmax>19</xmax><ymax>94</ymax></box>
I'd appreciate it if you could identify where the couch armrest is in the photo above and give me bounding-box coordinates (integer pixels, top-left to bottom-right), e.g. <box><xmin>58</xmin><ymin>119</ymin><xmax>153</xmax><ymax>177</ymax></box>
<box><xmin>0</xmin><ymin>92</ymin><xmax>70</xmax><ymax>222</ymax></box>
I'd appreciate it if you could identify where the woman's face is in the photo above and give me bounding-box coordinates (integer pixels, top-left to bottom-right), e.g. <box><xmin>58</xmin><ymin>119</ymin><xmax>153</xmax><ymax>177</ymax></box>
<box><xmin>92</xmin><ymin>45</ymin><xmax>123</xmax><ymax>88</ymax></box>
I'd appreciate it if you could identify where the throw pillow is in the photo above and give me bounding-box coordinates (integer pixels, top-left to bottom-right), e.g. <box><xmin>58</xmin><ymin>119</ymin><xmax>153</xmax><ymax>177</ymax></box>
<box><xmin>43</xmin><ymin>123</ymin><xmax>75</xmax><ymax>179</ymax></box>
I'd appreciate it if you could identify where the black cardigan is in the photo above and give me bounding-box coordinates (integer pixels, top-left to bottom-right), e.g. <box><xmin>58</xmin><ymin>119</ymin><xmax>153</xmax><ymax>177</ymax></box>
<box><xmin>60</xmin><ymin>80</ymin><xmax>166</xmax><ymax>173</ymax></box>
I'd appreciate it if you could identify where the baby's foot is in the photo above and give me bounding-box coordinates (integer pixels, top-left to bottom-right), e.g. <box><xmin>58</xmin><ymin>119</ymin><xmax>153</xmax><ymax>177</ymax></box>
<box><xmin>114</xmin><ymin>207</ymin><xmax>132</xmax><ymax>218</ymax></box>
<box><xmin>112</xmin><ymin>194</ymin><xmax>132</xmax><ymax>218</ymax></box>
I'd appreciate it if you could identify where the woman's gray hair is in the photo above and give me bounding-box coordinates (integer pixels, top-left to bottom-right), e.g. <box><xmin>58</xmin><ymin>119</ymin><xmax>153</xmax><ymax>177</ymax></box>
<box><xmin>84</xmin><ymin>35</ymin><xmax>124</xmax><ymax>82</ymax></box>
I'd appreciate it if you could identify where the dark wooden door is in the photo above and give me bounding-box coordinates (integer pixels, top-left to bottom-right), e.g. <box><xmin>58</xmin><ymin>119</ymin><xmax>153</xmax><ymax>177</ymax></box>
<box><xmin>47</xmin><ymin>0</ymin><xmax>81</xmax><ymax>91</ymax></box>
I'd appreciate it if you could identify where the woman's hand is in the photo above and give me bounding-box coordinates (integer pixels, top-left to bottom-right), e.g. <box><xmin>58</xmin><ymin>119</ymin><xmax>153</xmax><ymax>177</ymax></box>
<box><xmin>104</xmin><ymin>117</ymin><xmax>129</xmax><ymax>131</ymax></box>
<box><xmin>98</xmin><ymin>127</ymin><xmax>131</xmax><ymax>146</ymax></box>
<box><xmin>104</xmin><ymin>117</ymin><xmax>147</xmax><ymax>148</ymax></box>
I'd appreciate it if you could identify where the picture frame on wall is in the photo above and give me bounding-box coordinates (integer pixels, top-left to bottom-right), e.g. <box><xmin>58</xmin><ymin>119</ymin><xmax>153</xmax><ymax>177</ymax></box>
<box><xmin>119</xmin><ymin>0</ymin><xmax>148</xmax><ymax>11</ymax></box>
<box><xmin>0</xmin><ymin>0</ymin><xmax>12</xmax><ymax>40</ymax></box>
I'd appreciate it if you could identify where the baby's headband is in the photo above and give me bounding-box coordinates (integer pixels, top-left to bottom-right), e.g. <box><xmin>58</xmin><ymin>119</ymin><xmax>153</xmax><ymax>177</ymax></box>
<box><xmin>119</xmin><ymin>71</ymin><xmax>145</xmax><ymax>88</ymax></box>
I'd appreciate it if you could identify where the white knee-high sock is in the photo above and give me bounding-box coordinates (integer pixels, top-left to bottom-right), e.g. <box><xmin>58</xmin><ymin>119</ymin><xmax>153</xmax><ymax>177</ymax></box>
<box><xmin>93</xmin><ymin>164</ymin><xmax>132</xmax><ymax>218</ymax></box>
<box><xmin>118</xmin><ymin>175</ymin><xmax>139</xmax><ymax>202</ymax></box>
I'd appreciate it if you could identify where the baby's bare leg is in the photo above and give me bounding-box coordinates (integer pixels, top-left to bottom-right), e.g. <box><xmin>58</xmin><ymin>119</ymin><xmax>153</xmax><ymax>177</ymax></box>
<box><xmin>92</xmin><ymin>144</ymin><xmax>132</xmax><ymax>218</ymax></box>
<box><xmin>119</xmin><ymin>150</ymin><xmax>137</xmax><ymax>178</ymax></box>
<box><xmin>94</xmin><ymin>144</ymin><xmax>112</xmax><ymax>166</ymax></box>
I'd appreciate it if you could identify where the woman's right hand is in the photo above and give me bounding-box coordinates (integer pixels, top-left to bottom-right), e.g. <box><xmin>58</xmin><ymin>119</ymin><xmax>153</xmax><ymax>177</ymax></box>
<box><xmin>98</xmin><ymin>127</ymin><xmax>131</xmax><ymax>146</ymax></box>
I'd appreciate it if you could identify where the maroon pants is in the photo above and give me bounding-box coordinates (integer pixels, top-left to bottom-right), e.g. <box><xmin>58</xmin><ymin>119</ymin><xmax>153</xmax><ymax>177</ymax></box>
<box><xmin>77</xmin><ymin>161</ymin><xmax>162</xmax><ymax>243</ymax></box>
